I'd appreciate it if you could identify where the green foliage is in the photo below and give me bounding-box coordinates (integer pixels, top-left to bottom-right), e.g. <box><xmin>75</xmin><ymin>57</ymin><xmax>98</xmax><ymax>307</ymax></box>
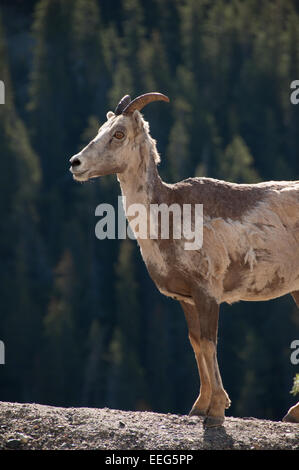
<box><xmin>291</xmin><ymin>374</ymin><xmax>299</xmax><ymax>396</ymax></box>
<box><xmin>0</xmin><ymin>0</ymin><xmax>298</xmax><ymax>418</ymax></box>
<box><xmin>219</xmin><ymin>135</ymin><xmax>260</xmax><ymax>183</ymax></box>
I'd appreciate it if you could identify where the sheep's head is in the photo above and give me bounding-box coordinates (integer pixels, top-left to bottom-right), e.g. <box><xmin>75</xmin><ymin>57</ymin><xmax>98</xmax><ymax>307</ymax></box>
<box><xmin>69</xmin><ymin>92</ymin><xmax>169</xmax><ymax>182</ymax></box>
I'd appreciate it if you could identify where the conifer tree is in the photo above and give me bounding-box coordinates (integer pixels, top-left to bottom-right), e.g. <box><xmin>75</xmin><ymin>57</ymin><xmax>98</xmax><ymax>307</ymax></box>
<box><xmin>28</xmin><ymin>0</ymin><xmax>74</xmax><ymax>184</ymax></box>
<box><xmin>43</xmin><ymin>250</ymin><xmax>81</xmax><ymax>405</ymax></box>
<box><xmin>219</xmin><ymin>135</ymin><xmax>260</xmax><ymax>183</ymax></box>
<box><xmin>0</xmin><ymin>9</ymin><xmax>44</xmax><ymax>401</ymax></box>
<box><xmin>109</xmin><ymin>239</ymin><xmax>146</xmax><ymax>410</ymax></box>
<box><xmin>71</xmin><ymin>0</ymin><xmax>108</xmax><ymax>124</ymax></box>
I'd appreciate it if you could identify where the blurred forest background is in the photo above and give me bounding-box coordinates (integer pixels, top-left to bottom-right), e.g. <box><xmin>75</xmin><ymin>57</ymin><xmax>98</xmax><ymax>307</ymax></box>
<box><xmin>0</xmin><ymin>0</ymin><xmax>298</xmax><ymax>421</ymax></box>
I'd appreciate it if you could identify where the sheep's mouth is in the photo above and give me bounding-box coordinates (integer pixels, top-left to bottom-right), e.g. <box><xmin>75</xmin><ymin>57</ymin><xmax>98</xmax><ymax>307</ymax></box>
<box><xmin>71</xmin><ymin>168</ymin><xmax>90</xmax><ymax>181</ymax></box>
<box><xmin>72</xmin><ymin>169</ymin><xmax>106</xmax><ymax>181</ymax></box>
<box><xmin>71</xmin><ymin>166</ymin><xmax>124</xmax><ymax>181</ymax></box>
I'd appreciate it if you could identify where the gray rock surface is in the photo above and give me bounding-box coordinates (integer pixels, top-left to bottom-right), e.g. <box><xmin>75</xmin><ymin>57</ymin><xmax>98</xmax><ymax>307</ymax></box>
<box><xmin>0</xmin><ymin>401</ymin><xmax>298</xmax><ymax>450</ymax></box>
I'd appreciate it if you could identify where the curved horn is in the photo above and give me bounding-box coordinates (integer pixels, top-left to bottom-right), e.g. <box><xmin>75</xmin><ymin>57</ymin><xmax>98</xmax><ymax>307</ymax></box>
<box><xmin>122</xmin><ymin>92</ymin><xmax>169</xmax><ymax>115</ymax></box>
<box><xmin>115</xmin><ymin>94</ymin><xmax>131</xmax><ymax>115</ymax></box>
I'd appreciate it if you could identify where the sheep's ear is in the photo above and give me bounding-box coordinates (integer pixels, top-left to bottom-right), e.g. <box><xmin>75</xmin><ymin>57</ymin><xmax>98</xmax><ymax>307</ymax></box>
<box><xmin>132</xmin><ymin>109</ymin><xmax>143</xmax><ymax>129</ymax></box>
<box><xmin>106</xmin><ymin>111</ymin><xmax>115</xmax><ymax>120</ymax></box>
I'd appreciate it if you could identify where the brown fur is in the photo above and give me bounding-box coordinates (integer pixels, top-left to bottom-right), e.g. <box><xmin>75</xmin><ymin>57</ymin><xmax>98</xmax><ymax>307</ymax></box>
<box><xmin>223</xmin><ymin>258</ymin><xmax>250</xmax><ymax>293</ymax></box>
<box><xmin>292</xmin><ymin>291</ymin><xmax>299</xmax><ymax>307</ymax></box>
<box><xmin>283</xmin><ymin>402</ymin><xmax>299</xmax><ymax>423</ymax></box>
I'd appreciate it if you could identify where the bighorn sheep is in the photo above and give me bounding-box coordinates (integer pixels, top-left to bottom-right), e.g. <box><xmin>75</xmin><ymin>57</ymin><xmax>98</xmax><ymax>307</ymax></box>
<box><xmin>69</xmin><ymin>92</ymin><xmax>299</xmax><ymax>427</ymax></box>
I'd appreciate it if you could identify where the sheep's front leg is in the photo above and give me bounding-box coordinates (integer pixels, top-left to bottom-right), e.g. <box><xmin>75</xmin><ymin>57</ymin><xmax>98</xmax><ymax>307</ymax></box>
<box><xmin>184</xmin><ymin>290</ymin><xmax>230</xmax><ymax>427</ymax></box>
<box><xmin>181</xmin><ymin>301</ymin><xmax>212</xmax><ymax>417</ymax></box>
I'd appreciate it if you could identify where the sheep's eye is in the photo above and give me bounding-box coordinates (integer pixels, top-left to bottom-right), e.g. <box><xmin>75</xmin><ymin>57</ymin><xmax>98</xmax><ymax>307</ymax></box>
<box><xmin>114</xmin><ymin>131</ymin><xmax>124</xmax><ymax>140</ymax></box>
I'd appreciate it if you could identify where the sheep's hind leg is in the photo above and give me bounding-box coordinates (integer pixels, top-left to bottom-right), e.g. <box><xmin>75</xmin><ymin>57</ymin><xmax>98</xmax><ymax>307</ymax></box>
<box><xmin>282</xmin><ymin>292</ymin><xmax>299</xmax><ymax>423</ymax></box>
<box><xmin>291</xmin><ymin>291</ymin><xmax>299</xmax><ymax>307</ymax></box>
<box><xmin>283</xmin><ymin>402</ymin><xmax>299</xmax><ymax>423</ymax></box>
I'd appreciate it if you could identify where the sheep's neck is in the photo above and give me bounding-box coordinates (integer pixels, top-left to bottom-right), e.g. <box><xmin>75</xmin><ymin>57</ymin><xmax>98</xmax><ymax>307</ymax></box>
<box><xmin>117</xmin><ymin>140</ymin><xmax>168</xmax><ymax>273</ymax></box>
<box><xmin>117</xmin><ymin>141</ymin><xmax>164</xmax><ymax>209</ymax></box>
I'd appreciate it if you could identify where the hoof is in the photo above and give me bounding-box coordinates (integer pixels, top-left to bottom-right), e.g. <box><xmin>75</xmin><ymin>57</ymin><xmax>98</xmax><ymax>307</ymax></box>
<box><xmin>188</xmin><ymin>406</ymin><xmax>206</xmax><ymax>418</ymax></box>
<box><xmin>203</xmin><ymin>415</ymin><xmax>225</xmax><ymax>428</ymax></box>
<box><xmin>189</xmin><ymin>408</ymin><xmax>206</xmax><ymax>418</ymax></box>
<box><xmin>225</xmin><ymin>397</ymin><xmax>231</xmax><ymax>409</ymax></box>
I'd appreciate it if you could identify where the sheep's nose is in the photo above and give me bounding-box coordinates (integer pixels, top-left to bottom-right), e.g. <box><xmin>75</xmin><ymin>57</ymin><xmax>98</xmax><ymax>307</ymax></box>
<box><xmin>70</xmin><ymin>156</ymin><xmax>81</xmax><ymax>168</ymax></box>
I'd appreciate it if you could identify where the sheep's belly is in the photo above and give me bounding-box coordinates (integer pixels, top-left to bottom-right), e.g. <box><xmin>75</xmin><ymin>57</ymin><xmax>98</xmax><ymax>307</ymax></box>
<box><xmin>221</xmin><ymin>264</ymin><xmax>299</xmax><ymax>304</ymax></box>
